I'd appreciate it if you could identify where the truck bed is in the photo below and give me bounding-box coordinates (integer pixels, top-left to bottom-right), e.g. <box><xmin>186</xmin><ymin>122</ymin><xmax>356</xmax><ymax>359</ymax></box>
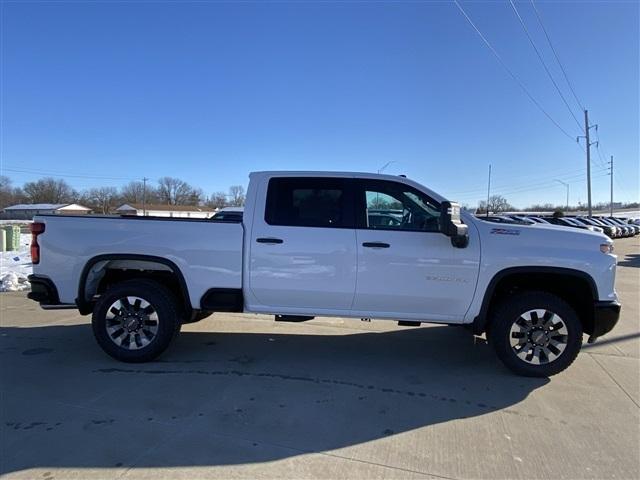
<box><xmin>33</xmin><ymin>214</ymin><xmax>244</xmax><ymax>308</ymax></box>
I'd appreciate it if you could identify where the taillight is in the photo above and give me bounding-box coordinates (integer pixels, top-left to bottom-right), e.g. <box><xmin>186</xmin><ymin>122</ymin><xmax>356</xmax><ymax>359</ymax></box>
<box><xmin>30</xmin><ymin>222</ymin><xmax>45</xmax><ymax>264</ymax></box>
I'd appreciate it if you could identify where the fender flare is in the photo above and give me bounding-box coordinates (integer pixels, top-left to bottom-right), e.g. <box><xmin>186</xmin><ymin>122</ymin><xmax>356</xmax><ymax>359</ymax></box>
<box><xmin>76</xmin><ymin>254</ymin><xmax>191</xmax><ymax>315</ymax></box>
<box><xmin>472</xmin><ymin>266</ymin><xmax>599</xmax><ymax>335</ymax></box>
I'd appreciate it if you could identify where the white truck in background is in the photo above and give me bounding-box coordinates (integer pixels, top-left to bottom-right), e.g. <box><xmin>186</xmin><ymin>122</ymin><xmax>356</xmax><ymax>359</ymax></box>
<box><xmin>28</xmin><ymin>171</ymin><xmax>620</xmax><ymax>376</ymax></box>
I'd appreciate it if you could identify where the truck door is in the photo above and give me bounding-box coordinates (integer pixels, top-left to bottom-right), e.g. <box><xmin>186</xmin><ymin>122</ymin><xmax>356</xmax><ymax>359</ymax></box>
<box><xmin>247</xmin><ymin>177</ymin><xmax>357</xmax><ymax>311</ymax></box>
<box><xmin>352</xmin><ymin>179</ymin><xmax>480</xmax><ymax>322</ymax></box>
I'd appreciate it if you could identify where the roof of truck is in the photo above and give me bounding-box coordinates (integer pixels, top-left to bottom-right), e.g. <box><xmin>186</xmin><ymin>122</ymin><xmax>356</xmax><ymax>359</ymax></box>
<box><xmin>249</xmin><ymin>171</ymin><xmax>446</xmax><ymax>202</ymax></box>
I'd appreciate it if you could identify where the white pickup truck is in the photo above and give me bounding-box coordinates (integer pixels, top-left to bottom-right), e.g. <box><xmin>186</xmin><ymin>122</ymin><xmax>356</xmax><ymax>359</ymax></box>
<box><xmin>28</xmin><ymin>171</ymin><xmax>620</xmax><ymax>376</ymax></box>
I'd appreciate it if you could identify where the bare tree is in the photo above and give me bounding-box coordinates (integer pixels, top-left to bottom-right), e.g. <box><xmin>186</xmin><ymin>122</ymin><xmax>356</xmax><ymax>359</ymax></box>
<box><xmin>83</xmin><ymin>187</ymin><xmax>119</xmax><ymax>214</ymax></box>
<box><xmin>157</xmin><ymin>177</ymin><xmax>201</xmax><ymax>205</ymax></box>
<box><xmin>206</xmin><ymin>191</ymin><xmax>228</xmax><ymax>210</ymax></box>
<box><xmin>477</xmin><ymin>195</ymin><xmax>513</xmax><ymax>214</ymax></box>
<box><xmin>228</xmin><ymin>185</ymin><xmax>245</xmax><ymax>207</ymax></box>
<box><xmin>22</xmin><ymin>177</ymin><xmax>78</xmax><ymax>204</ymax></box>
<box><xmin>0</xmin><ymin>176</ymin><xmax>12</xmax><ymax>209</ymax></box>
<box><xmin>120</xmin><ymin>181</ymin><xmax>156</xmax><ymax>205</ymax></box>
<box><xmin>526</xmin><ymin>203</ymin><xmax>555</xmax><ymax>212</ymax></box>
<box><xmin>188</xmin><ymin>187</ymin><xmax>204</xmax><ymax>206</ymax></box>
<box><xmin>0</xmin><ymin>176</ymin><xmax>20</xmax><ymax>208</ymax></box>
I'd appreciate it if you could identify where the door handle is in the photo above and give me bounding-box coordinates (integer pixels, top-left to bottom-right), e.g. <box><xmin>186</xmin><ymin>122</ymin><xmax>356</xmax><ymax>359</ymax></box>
<box><xmin>256</xmin><ymin>237</ymin><xmax>284</xmax><ymax>244</ymax></box>
<box><xmin>362</xmin><ymin>242</ymin><xmax>390</xmax><ymax>248</ymax></box>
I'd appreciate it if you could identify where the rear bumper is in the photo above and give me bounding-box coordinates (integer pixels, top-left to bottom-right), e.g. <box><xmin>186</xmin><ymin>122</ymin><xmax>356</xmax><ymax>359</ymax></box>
<box><xmin>591</xmin><ymin>300</ymin><xmax>621</xmax><ymax>339</ymax></box>
<box><xmin>27</xmin><ymin>275</ymin><xmax>59</xmax><ymax>304</ymax></box>
<box><xmin>27</xmin><ymin>275</ymin><xmax>75</xmax><ymax>309</ymax></box>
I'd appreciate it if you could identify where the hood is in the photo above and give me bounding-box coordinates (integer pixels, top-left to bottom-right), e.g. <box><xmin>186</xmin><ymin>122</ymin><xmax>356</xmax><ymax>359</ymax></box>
<box><xmin>463</xmin><ymin>212</ymin><xmax>610</xmax><ymax>244</ymax></box>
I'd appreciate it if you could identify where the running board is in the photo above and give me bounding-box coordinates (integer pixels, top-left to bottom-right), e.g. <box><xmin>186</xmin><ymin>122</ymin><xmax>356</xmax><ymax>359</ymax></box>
<box><xmin>41</xmin><ymin>304</ymin><xmax>77</xmax><ymax>310</ymax></box>
<box><xmin>275</xmin><ymin>315</ymin><xmax>315</xmax><ymax>322</ymax></box>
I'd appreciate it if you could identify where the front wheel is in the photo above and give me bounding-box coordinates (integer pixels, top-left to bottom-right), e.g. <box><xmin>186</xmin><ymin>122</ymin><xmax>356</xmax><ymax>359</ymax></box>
<box><xmin>92</xmin><ymin>279</ymin><xmax>181</xmax><ymax>362</ymax></box>
<box><xmin>488</xmin><ymin>291</ymin><xmax>583</xmax><ymax>377</ymax></box>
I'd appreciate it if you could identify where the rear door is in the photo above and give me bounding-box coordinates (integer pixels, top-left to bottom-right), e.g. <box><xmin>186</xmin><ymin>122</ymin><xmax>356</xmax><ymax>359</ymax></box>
<box><xmin>247</xmin><ymin>177</ymin><xmax>357</xmax><ymax>311</ymax></box>
<box><xmin>351</xmin><ymin>179</ymin><xmax>480</xmax><ymax>321</ymax></box>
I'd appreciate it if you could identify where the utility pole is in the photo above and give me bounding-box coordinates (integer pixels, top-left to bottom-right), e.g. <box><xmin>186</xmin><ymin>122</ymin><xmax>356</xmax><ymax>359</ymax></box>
<box><xmin>486</xmin><ymin>164</ymin><xmax>491</xmax><ymax>218</ymax></box>
<box><xmin>142</xmin><ymin>177</ymin><xmax>149</xmax><ymax>216</ymax></box>
<box><xmin>609</xmin><ymin>155</ymin><xmax>614</xmax><ymax>216</ymax></box>
<box><xmin>555</xmin><ymin>179</ymin><xmax>569</xmax><ymax>210</ymax></box>
<box><xmin>577</xmin><ymin>110</ymin><xmax>598</xmax><ymax>217</ymax></box>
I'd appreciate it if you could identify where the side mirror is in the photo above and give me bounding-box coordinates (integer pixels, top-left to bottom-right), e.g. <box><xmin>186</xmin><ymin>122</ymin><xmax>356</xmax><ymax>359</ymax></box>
<box><xmin>440</xmin><ymin>201</ymin><xmax>469</xmax><ymax>248</ymax></box>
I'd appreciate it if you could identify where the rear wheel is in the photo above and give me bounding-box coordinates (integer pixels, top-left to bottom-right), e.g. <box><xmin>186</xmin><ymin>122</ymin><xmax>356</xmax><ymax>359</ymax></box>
<box><xmin>489</xmin><ymin>291</ymin><xmax>582</xmax><ymax>377</ymax></box>
<box><xmin>92</xmin><ymin>279</ymin><xmax>181</xmax><ymax>362</ymax></box>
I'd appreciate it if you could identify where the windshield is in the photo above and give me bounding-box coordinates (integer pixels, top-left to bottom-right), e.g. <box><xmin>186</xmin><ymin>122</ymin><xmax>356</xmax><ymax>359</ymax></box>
<box><xmin>562</xmin><ymin>218</ymin><xmax>580</xmax><ymax>226</ymax></box>
<box><xmin>589</xmin><ymin>218</ymin><xmax>607</xmax><ymax>226</ymax></box>
<box><xmin>530</xmin><ymin>217</ymin><xmax>550</xmax><ymax>224</ymax></box>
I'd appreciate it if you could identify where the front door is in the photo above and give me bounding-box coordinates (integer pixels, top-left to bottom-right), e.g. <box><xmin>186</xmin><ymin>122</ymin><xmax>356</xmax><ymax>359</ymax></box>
<box><xmin>352</xmin><ymin>179</ymin><xmax>480</xmax><ymax>322</ymax></box>
<box><xmin>248</xmin><ymin>176</ymin><xmax>357</xmax><ymax>311</ymax></box>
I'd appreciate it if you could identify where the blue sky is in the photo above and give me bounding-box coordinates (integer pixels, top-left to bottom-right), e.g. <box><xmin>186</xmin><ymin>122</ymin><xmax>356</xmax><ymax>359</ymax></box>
<box><xmin>1</xmin><ymin>0</ymin><xmax>638</xmax><ymax>208</ymax></box>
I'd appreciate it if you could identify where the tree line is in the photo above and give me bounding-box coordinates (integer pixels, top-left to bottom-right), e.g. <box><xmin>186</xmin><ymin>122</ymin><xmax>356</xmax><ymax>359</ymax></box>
<box><xmin>0</xmin><ymin>176</ymin><xmax>246</xmax><ymax>214</ymax></box>
<box><xmin>474</xmin><ymin>194</ymin><xmax>638</xmax><ymax>214</ymax></box>
<box><xmin>2</xmin><ymin>176</ymin><xmax>637</xmax><ymax>215</ymax></box>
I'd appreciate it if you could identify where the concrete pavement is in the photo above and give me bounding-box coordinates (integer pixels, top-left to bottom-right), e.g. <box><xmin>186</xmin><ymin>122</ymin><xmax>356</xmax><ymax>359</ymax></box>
<box><xmin>1</xmin><ymin>237</ymin><xmax>638</xmax><ymax>479</ymax></box>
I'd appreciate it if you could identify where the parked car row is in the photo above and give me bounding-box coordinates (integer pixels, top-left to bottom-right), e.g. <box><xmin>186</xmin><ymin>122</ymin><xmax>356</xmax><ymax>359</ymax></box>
<box><xmin>479</xmin><ymin>214</ymin><xmax>639</xmax><ymax>239</ymax></box>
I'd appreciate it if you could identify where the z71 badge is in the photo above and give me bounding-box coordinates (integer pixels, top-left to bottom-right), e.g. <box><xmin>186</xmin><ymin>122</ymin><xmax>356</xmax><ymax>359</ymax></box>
<box><xmin>490</xmin><ymin>228</ymin><xmax>521</xmax><ymax>236</ymax></box>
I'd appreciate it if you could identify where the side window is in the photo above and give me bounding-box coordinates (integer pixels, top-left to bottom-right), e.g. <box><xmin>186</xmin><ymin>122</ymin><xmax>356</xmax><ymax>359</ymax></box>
<box><xmin>361</xmin><ymin>181</ymin><xmax>441</xmax><ymax>232</ymax></box>
<box><xmin>265</xmin><ymin>178</ymin><xmax>352</xmax><ymax>228</ymax></box>
<box><xmin>366</xmin><ymin>191</ymin><xmax>403</xmax><ymax>228</ymax></box>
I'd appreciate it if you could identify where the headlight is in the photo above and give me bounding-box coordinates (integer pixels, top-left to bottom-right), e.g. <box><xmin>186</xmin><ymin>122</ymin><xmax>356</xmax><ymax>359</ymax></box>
<box><xmin>600</xmin><ymin>243</ymin><xmax>614</xmax><ymax>254</ymax></box>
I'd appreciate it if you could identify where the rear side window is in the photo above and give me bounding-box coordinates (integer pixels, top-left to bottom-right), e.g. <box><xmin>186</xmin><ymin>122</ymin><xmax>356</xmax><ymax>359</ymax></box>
<box><xmin>265</xmin><ymin>177</ymin><xmax>353</xmax><ymax>228</ymax></box>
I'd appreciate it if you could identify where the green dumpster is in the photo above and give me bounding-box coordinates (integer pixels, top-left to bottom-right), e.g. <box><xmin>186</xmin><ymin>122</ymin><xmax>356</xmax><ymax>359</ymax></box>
<box><xmin>2</xmin><ymin>226</ymin><xmax>21</xmax><ymax>251</ymax></box>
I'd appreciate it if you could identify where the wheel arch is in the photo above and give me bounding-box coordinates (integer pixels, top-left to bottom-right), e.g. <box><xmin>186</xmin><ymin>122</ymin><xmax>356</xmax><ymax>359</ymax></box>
<box><xmin>76</xmin><ymin>254</ymin><xmax>192</xmax><ymax>316</ymax></box>
<box><xmin>472</xmin><ymin>267</ymin><xmax>598</xmax><ymax>336</ymax></box>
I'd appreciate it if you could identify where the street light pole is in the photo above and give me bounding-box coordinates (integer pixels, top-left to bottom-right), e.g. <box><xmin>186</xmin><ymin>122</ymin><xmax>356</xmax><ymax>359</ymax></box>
<box><xmin>486</xmin><ymin>164</ymin><xmax>491</xmax><ymax>218</ymax></box>
<box><xmin>377</xmin><ymin>161</ymin><xmax>396</xmax><ymax>174</ymax></box>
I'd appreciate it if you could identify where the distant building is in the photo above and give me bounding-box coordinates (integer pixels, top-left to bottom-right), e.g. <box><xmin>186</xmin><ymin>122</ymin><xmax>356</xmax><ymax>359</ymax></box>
<box><xmin>1</xmin><ymin>203</ymin><xmax>92</xmax><ymax>220</ymax></box>
<box><xmin>211</xmin><ymin>206</ymin><xmax>244</xmax><ymax>222</ymax></box>
<box><xmin>115</xmin><ymin>203</ymin><xmax>215</xmax><ymax>219</ymax></box>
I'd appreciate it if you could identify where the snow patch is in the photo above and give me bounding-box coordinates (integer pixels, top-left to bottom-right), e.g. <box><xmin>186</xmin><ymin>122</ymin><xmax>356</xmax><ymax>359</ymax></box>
<box><xmin>0</xmin><ymin>233</ymin><xmax>33</xmax><ymax>292</ymax></box>
<box><xmin>1</xmin><ymin>272</ymin><xmax>30</xmax><ymax>292</ymax></box>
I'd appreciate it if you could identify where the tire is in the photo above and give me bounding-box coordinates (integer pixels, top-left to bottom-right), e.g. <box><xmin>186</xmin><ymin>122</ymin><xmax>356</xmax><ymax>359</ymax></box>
<box><xmin>92</xmin><ymin>279</ymin><xmax>181</xmax><ymax>363</ymax></box>
<box><xmin>488</xmin><ymin>291</ymin><xmax>582</xmax><ymax>377</ymax></box>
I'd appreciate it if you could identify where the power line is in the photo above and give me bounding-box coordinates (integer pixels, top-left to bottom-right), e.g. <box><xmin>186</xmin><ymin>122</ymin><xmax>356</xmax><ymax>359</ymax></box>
<box><xmin>593</xmin><ymin>129</ymin><xmax>628</xmax><ymax>195</ymax></box>
<box><xmin>593</xmin><ymin>127</ymin><xmax>619</xmax><ymax>185</ymax></box>
<box><xmin>451</xmin><ymin>170</ymin><xmax>609</xmax><ymax>200</ymax></box>
<box><xmin>450</xmin><ymin>173</ymin><xmax>594</xmax><ymax>198</ymax></box>
<box><xmin>453</xmin><ymin>0</ymin><xmax>578</xmax><ymax>141</ymax></box>
<box><xmin>485</xmin><ymin>164</ymin><xmax>592</xmax><ymax>183</ymax></box>
<box><xmin>530</xmin><ymin>0</ymin><xmax>585</xmax><ymax>112</ymax></box>
<box><xmin>452</xmin><ymin>175</ymin><xmax>610</xmax><ymax>206</ymax></box>
<box><xmin>595</xmin><ymin>142</ymin><xmax>609</xmax><ymax>170</ymax></box>
<box><xmin>508</xmin><ymin>0</ymin><xmax>584</xmax><ymax>132</ymax></box>
<box><xmin>2</xmin><ymin>166</ymin><xmax>139</xmax><ymax>181</ymax></box>
<box><xmin>447</xmin><ymin>165</ymin><xmax>608</xmax><ymax>196</ymax></box>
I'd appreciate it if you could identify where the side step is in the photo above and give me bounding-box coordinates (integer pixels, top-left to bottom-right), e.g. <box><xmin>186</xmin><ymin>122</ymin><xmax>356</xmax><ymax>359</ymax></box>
<box><xmin>398</xmin><ymin>320</ymin><xmax>421</xmax><ymax>327</ymax></box>
<box><xmin>275</xmin><ymin>315</ymin><xmax>315</xmax><ymax>322</ymax></box>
